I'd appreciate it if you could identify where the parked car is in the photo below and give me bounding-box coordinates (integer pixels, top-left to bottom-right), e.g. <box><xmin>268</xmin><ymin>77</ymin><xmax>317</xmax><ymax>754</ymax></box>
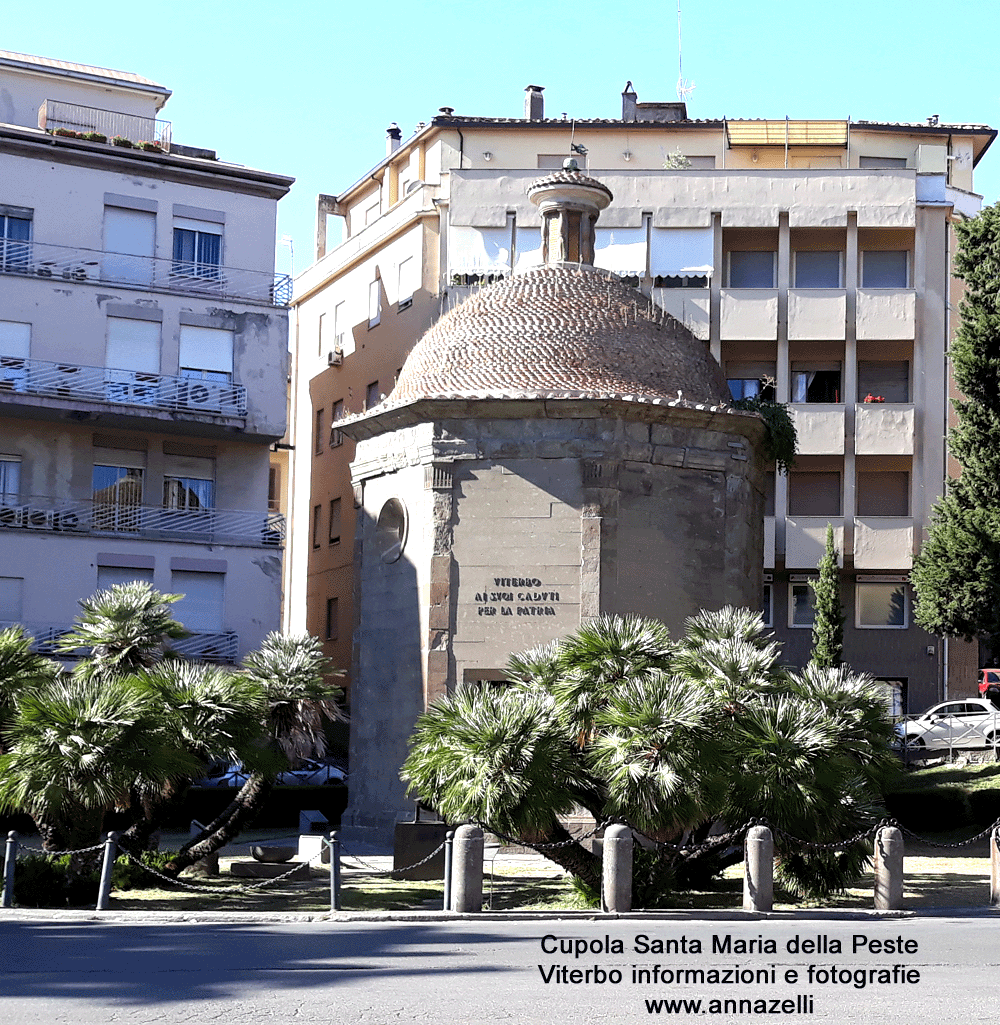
<box><xmin>893</xmin><ymin>699</ymin><xmax>1000</xmax><ymax>752</ymax></box>
<box><xmin>192</xmin><ymin>759</ymin><xmax>346</xmax><ymax>788</ymax></box>
<box><xmin>978</xmin><ymin>668</ymin><xmax>1000</xmax><ymax>696</ymax></box>
<box><xmin>193</xmin><ymin>762</ymin><xmax>249</xmax><ymax>788</ymax></box>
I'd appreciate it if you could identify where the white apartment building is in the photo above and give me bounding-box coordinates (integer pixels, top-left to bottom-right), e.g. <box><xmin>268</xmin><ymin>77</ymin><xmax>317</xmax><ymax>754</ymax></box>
<box><xmin>0</xmin><ymin>51</ymin><xmax>294</xmax><ymax>661</ymax></box>
<box><xmin>291</xmin><ymin>84</ymin><xmax>994</xmax><ymax>713</ymax></box>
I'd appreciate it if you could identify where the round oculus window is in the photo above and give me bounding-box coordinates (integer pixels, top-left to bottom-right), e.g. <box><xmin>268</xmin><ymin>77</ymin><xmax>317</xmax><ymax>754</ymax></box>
<box><xmin>375</xmin><ymin>497</ymin><xmax>407</xmax><ymax>563</ymax></box>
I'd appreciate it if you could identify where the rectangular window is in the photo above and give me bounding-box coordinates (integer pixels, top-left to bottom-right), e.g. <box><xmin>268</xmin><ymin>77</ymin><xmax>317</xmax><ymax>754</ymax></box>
<box><xmin>856</xmin><ymin>471</ymin><xmax>909</xmax><ymax>517</ymax></box>
<box><xmin>333</xmin><ymin>301</ymin><xmax>346</xmax><ymax>352</ymax></box>
<box><xmin>791</xmin><ymin>367</ymin><xmax>841</xmax><ymax>403</ymax></box>
<box><xmin>171</xmin><ymin>570</ymin><xmax>225</xmax><ymax>632</ymax></box>
<box><xmin>398</xmin><ymin>256</ymin><xmax>415</xmax><ymax>309</ymax></box>
<box><xmin>793</xmin><ymin>251</ymin><xmax>842</xmax><ymax>288</ymax></box>
<box><xmin>329</xmin><ymin>497</ymin><xmax>341</xmax><ymax>545</ymax></box>
<box><xmin>92</xmin><ymin>464</ymin><xmax>144</xmax><ymax>531</ymax></box>
<box><xmin>105</xmin><ymin>316</ymin><xmax>160</xmax><ymax>404</ymax></box>
<box><xmin>859</xmin><ymin>156</ymin><xmax>908</xmax><ymax>169</ymax></box>
<box><xmin>0</xmin><ymin>455</ymin><xmax>20</xmax><ymax>501</ymax></box>
<box><xmin>326</xmin><ymin>596</ymin><xmax>339</xmax><ymax>640</ymax></box>
<box><xmin>789</xmin><ymin>581</ymin><xmax>817</xmax><ymax>628</ymax></box>
<box><xmin>330</xmin><ymin>399</ymin><xmax>345</xmax><ymax>447</ymax></box>
<box><xmin>0</xmin><ymin>208</ymin><xmax>31</xmax><ymax>271</ymax></box>
<box><xmin>862</xmin><ymin>251</ymin><xmax>908</xmax><ymax>288</ymax></box>
<box><xmin>726</xmin><ymin>362</ymin><xmax>776</xmax><ymax>403</ymax></box>
<box><xmin>0</xmin><ymin>576</ymin><xmax>23</xmax><ymax>623</ymax></box>
<box><xmin>178</xmin><ymin>325</ymin><xmax>234</xmax><ymax>383</ymax></box>
<box><xmin>103</xmin><ymin>206</ymin><xmax>155</xmax><ymax>285</ymax></box>
<box><xmin>366</xmin><ymin>381</ymin><xmax>380</xmax><ymax>410</ymax></box>
<box><xmin>858</xmin><ymin>361</ymin><xmax>909</xmax><ymax>402</ymax></box>
<box><xmin>163</xmin><ymin>476</ymin><xmax>214</xmax><ymax>511</ymax></box>
<box><xmin>364</xmin><ymin>199</ymin><xmax>380</xmax><ymax>225</ymax></box>
<box><xmin>315</xmin><ymin>408</ymin><xmax>325</xmax><ymax>454</ymax></box>
<box><xmin>762</xmin><ymin>583</ymin><xmax>773</xmax><ymax>627</ymax></box>
<box><xmin>97</xmin><ymin>566</ymin><xmax>154</xmax><ymax>591</ymax></box>
<box><xmin>787</xmin><ymin>472</ymin><xmax>841</xmax><ymax>516</ymax></box>
<box><xmin>857</xmin><ymin>581</ymin><xmax>908</xmax><ymax>628</ymax></box>
<box><xmin>368</xmin><ymin>279</ymin><xmax>382</xmax><ymax>327</ymax></box>
<box><xmin>0</xmin><ymin>321</ymin><xmax>30</xmax><ymax>393</ymax></box>
<box><xmin>312</xmin><ymin>504</ymin><xmax>322</xmax><ymax>549</ymax></box>
<box><xmin>728</xmin><ymin>251</ymin><xmax>776</xmax><ymax>288</ymax></box>
<box><xmin>172</xmin><ymin>218</ymin><xmax>222</xmax><ymax>279</ymax></box>
<box><xmin>268</xmin><ymin>466</ymin><xmax>281</xmax><ymax>512</ymax></box>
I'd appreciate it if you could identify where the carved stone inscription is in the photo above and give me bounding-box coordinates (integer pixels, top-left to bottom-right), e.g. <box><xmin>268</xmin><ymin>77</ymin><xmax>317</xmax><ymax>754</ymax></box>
<box><xmin>475</xmin><ymin>576</ymin><xmax>561</xmax><ymax>618</ymax></box>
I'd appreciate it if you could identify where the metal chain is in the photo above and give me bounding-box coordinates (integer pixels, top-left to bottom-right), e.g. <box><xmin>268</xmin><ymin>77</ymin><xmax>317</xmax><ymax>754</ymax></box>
<box><xmin>767</xmin><ymin>820</ymin><xmax>881</xmax><ymax>852</ymax></box>
<box><xmin>896</xmin><ymin>818</ymin><xmax>1000</xmax><ymax>848</ymax></box>
<box><xmin>339</xmin><ymin>840</ymin><xmax>445</xmax><ymax>876</ymax></box>
<box><xmin>17</xmin><ymin>842</ymin><xmax>105</xmax><ymax>856</ymax></box>
<box><xmin>476</xmin><ymin>821</ymin><xmax>610</xmax><ymax>852</ymax></box>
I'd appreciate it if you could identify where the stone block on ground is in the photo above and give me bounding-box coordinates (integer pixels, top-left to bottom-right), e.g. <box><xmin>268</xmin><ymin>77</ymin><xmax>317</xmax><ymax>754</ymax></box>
<box><xmin>229</xmin><ymin>860</ymin><xmax>312</xmax><ymax>880</ymax></box>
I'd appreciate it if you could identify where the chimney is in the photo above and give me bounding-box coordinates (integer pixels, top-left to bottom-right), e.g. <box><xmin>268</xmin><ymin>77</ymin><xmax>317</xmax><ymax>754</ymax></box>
<box><xmin>524</xmin><ymin>85</ymin><xmax>544</xmax><ymax>121</ymax></box>
<box><xmin>386</xmin><ymin>123</ymin><xmax>402</xmax><ymax>156</ymax></box>
<box><xmin>622</xmin><ymin>81</ymin><xmax>637</xmax><ymax>122</ymax></box>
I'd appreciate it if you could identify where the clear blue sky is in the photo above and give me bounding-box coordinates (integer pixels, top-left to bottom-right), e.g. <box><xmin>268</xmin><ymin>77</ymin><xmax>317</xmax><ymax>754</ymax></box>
<box><xmin>8</xmin><ymin>0</ymin><xmax>1000</xmax><ymax>277</ymax></box>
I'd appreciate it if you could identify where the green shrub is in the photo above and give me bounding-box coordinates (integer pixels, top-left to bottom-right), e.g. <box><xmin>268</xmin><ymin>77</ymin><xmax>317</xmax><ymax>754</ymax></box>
<box><xmin>884</xmin><ymin>785</ymin><xmax>972</xmax><ymax>831</ymax></box>
<box><xmin>13</xmin><ymin>854</ymin><xmax>99</xmax><ymax>907</ymax></box>
<box><xmin>968</xmin><ymin>788</ymin><xmax>1000</xmax><ymax>827</ymax></box>
<box><xmin>112</xmin><ymin>849</ymin><xmax>179</xmax><ymax>891</ymax></box>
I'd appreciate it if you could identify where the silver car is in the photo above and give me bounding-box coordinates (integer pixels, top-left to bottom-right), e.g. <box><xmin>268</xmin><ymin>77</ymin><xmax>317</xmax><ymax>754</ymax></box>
<box><xmin>893</xmin><ymin>699</ymin><xmax>1000</xmax><ymax>752</ymax></box>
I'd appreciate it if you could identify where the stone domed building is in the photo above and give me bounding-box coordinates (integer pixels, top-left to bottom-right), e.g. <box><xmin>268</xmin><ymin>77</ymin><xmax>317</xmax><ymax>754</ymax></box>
<box><xmin>339</xmin><ymin>163</ymin><xmax>767</xmax><ymax>841</ymax></box>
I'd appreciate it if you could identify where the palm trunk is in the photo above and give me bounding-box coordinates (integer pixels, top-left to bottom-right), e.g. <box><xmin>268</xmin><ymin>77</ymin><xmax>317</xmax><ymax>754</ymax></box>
<box><xmin>522</xmin><ymin>820</ymin><xmax>602</xmax><ymax>891</ymax></box>
<box><xmin>162</xmin><ymin>771</ymin><xmax>273</xmax><ymax>878</ymax></box>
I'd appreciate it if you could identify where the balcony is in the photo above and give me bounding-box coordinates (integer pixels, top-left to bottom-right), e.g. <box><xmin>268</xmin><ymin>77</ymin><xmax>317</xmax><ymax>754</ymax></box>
<box><xmin>39</xmin><ymin>99</ymin><xmax>172</xmax><ymax>151</ymax></box>
<box><xmin>789</xmin><ymin>405</ymin><xmax>845</xmax><ymax>455</ymax></box>
<box><xmin>0</xmin><ymin>495</ymin><xmax>284</xmax><ymax>548</ymax></box>
<box><xmin>171</xmin><ymin>631</ymin><xmax>239</xmax><ymax>664</ymax></box>
<box><xmin>854</xmin><ymin>518</ymin><xmax>913</xmax><ymax>570</ymax></box>
<box><xmin>855</xmin><ymin>403</ymin><xmax>914</xmax><ymax>455</ymax></box>
<box><xmin>651</xmin><ymin>288</ymin><xmax>710</xmax><ymax>340</ymax></box>
<box><xmin>0</xmin><ymin>239</ymin><xmax>291</xmax><ymax>306</ymax></box>
<box><xmin>720</xmin><ymin>289</ymin><xmax>778</xmax><ymax>340</ymax></box>
<box><xmin>0</xmin><ymin>356</ymin><xmax>247</xmax><ymax>419</ymax></box>
<box><xmin>788</xmin><ymin>289</ymin><xmax>846</xmax><ymax>340</ymax></box>
<box><xmin>785</xmin><ymin>517</ymin><xmax>844</xmax><ymax>569</ymax></box>
<box><xmin>856</xmin><ymin>289</ymin><xmax>916</xmax><ymax>340</ymax></box>
<box><xmin>764</xmin><ymin>515</ymin><xmax>776</xmax><ymax>568</ymax></box>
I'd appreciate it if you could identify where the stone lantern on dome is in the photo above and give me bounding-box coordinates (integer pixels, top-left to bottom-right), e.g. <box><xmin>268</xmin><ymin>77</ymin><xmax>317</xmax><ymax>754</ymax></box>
<box><xmin>527</xmin><ymin>157</ymin><xmax>612</xmax><ymax>266</ymax></box>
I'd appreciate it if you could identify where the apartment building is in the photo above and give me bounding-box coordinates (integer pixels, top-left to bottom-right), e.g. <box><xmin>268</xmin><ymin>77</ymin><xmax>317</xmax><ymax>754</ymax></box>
<box><xmin>0</xmin><ymin>51</ymin><xmax>294</xmax><ymax>661</ymax></box>
<box><xmin>290</xmin><ymin>84</ymin><xmax>994</xmax><ymax>713</ymax></box>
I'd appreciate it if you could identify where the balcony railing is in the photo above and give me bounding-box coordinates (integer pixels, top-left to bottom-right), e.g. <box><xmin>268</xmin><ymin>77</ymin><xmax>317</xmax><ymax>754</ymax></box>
<box><xmin>0</xmin><ymin>355</ymin><xmax>247</xmax><ymax>418</ymax></box>
<box><xmin>39</xmin><ymin>99</ymin><xmax>172</xmax><ymax>151</ymax></box>
<box><xmin>171</xmin><ymin>631</ymin><xmax>239</xmax><ymax>664</ymax></box>
<box><xmin>0</xmin><ymin>495</ymin><xmax>285</xmax><ymax>548</ymax></box>
<box><xmin>0</xmin><ymin>239</ymin><xmax>292</xmax><ymax>306</ymax></box>
<box><xmin>0</xmin><ymin>620</ymin><xmax>75</xmax><ymax>656</ymax></box>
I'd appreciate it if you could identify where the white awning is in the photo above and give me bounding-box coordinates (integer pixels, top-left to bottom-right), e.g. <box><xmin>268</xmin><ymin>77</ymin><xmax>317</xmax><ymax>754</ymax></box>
<box><xmin>449</xmin><ymin>225</ymin><xmax>512</xmax><ymax>273</ymax></box>
<box><xmin>650</xmin><ymin>227</ymin><xmax>714</xmax><ymax>277</ymax></box>
<box><xmin>594</xmin><ymin>227</ymin><xmax>646</xmax><ymax>275</ymax></box>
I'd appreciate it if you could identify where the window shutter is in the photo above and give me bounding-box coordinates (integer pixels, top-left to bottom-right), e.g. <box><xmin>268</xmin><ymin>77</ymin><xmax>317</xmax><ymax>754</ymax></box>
<box><xmin>179</xmin><ymin>326</ymin><xmax>234</xmax><ymax>374</ymax></box>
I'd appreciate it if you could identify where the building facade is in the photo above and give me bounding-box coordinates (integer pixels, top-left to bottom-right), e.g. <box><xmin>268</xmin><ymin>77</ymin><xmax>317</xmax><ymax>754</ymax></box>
<box><xmin>290</xmin><ymin>83</ymin><xmax>994</xmax><ymax>714</ymax></box>
<box><xmin>0</xmin><ymin>51</ymin><xmax>294</xmax><ymax>660</ymax></box>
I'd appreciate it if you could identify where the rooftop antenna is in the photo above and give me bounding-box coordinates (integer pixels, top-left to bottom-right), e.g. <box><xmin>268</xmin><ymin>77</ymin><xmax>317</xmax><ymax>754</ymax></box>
<box><xmin>676</xmin><ymin>0</ymin><xmax>695</xmax><ymax>103</ymax></box>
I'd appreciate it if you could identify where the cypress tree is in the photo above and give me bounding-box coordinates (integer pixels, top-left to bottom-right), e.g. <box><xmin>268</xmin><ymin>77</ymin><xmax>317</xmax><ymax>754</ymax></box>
<box><xmin>912</xmin><ymin>202</ymin><xmax>1000</xmax><ymax>658</ymax></box>
<box><xmin>810</xmin><ymin>524</ymin><xmax>844</xmax><ymax>668</ymax></box>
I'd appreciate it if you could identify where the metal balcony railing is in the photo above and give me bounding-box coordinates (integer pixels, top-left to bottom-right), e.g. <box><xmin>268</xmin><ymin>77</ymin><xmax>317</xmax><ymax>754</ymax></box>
<box><xmin>0</xmin><ymin>239</ymin><xmax>292</xmax><ymax>306</ymax></box>
<box><xmin>0</xmin><ymin>495</ymin><xmax>285</xmax><ymax>548</ymax></box>
<box><xmin>0</xmin><ymin>355</ymin><xmax>248</xmax><ymax>418</ymax></box>
<box><xmin>170</xmin><ymin>631</ymin><xmax>239</xmax><ymax>664</ymax></box>
<box><xmin>0</xmin><ymin>620</ymin><xmax>75</xmax><ymax>656</ymax></box>
<box><xmin>38</xmin><ymin>99</ymin><xmax>172</xmax><ymax>151</ymax></box>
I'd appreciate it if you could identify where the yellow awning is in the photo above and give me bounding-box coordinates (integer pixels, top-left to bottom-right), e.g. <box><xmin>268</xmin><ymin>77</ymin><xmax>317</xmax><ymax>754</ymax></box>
<box><xmin>726</xmin><ymin>120</ymin><xmax>849</xmax><ymax>148</ymax></box>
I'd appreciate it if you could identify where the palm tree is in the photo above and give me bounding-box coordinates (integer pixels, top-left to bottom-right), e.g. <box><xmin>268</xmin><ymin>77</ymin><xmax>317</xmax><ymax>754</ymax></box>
<box><xmin>0</xmin><ymin>626</ymin><xmax>60</xmax><ymax>753</ymax></box>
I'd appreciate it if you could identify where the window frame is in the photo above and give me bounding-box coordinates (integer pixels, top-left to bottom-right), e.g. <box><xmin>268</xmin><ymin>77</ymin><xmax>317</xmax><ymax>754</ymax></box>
<box><xmin>330</xmin><ymin>399</ymin><xmax>345</xmax><ymax>447</ymax></box>
<box><xmin>172</xmin><ymin>222</ymin><xmax>223</xmax><ymax>280</ymax></box>
<box><xmin>314</xmin><ymin>407</ymin><xmax>325</xmax><ymax>455</ymax></box>
<box><xmin>0</xmin><ymin>208</ymin><xmax>32</xmax><ymax>271</ymax></box>
<box><xmin>325</xmin><ymin>596</ymin><xmax>339</xmax><ymax>640</ymax></box>
<box><xmin>312</xmin><ymin>504</ymin><xmax>322</xmax><ymax>550</ymax></box>
<box><xmin>366</xmin><ymin>381</ymin><xmax>380</xmax><ymax>410</ymax></box>
<box><xmin>856</xmin><ymin>580</ymin><xmax>909</xmax><ymax>630</ymax></box>
<box><xmin>328</xmin><ymin>496</ymin><xmax>341</xmax><ymax>546</ymax></box>
<box><xmin>762</xmin><ymin>582</ymin><xmax>773</xmax><ymax>628</ymax></box>
<box><xmin>861</xmin><ymin>250</ymin><xmax>909</xmax><ymax>288</ymax></box>
<box><xmin>792</xmin><ymin>250</ymin><xmax>844</xmax><ymax>288</ymax></box>
<box><xmin>789</xmin><ymin>579</ymin><xmax>818</xmax><ymax>629</ymax></box>
<box><xmin>727</xmin><ymin>250</ymin><xmax>777</xmax><ymax>289</ymax></box>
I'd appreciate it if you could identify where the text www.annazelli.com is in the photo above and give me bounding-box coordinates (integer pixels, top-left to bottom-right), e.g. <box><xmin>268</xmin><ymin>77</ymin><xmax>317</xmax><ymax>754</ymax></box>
<box><xmin>646</xmin><ymin>995</ymin><xmax>815</xmax><ymax>1015</ymax></box>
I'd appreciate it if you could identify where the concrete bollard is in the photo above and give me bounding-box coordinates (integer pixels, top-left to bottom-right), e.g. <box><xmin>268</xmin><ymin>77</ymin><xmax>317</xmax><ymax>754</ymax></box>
<box><xmin>602</xmin><ymin>824</ymin><xmax>633</xmax><ymax>913</ymax></box>
<box><xmin>2</xmin><ymin>831</ymin><xmax>17</xmax><ymax>908</ymax></box>
<box><xmin>96</xmin><ymin>831</ymin><xmax>119</xmax><ymax>911</ymax></box>
<box><xmin>873</xmin><ymin>825</ymin><xmax>904</xmax><ymax>910</ymax></box>
<box><xmin>451</xmin><ymin>824</ymin><xmax>484</xmax><ymax>912</ymax></box>
<box><xmin>443</xmin><ymin>829</ymin><xmax>455</xmax><ymax>912</ymax></box>
<box><xmin>991</xmin><ymin>827</ymin><xmax>1000</xmax><ymax>907</ymax></box>
<box><xmin>743</xmin><ymin>825</ymin><xmax>774</xmax><ymax>912</ymax></box>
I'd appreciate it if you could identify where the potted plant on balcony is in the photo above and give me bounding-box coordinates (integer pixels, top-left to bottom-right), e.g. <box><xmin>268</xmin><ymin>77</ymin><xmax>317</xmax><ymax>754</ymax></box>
<box><xmin>862</xmin><ymin>393</ymin><xmax>886</xmax><ymax>403</ymax></box>
<box><xmin>111</xmin><ymin>135</ymin><xmax>134</xmax><ymax>149</ymax></box>
<box><xmin>53</xmin><ymin>128</ymin><xmax>84</xmax><ymax>139</ymax></box>
<box><xmin>82</xmin><ymin>131</ymin><xmax>108</xmax><ymax>143</ymax></box>
<box><xmin>136</xmin><ymin>141</ymin><xmax>163</xmax><ymax>153</ymax></box>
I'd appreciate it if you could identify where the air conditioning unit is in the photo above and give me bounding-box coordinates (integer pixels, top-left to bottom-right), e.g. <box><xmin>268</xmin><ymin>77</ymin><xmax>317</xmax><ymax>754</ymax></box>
<box><xmin>327</xmin><ymin>347</ymin><xmax>343</xmax><ymax>367</ymax></box>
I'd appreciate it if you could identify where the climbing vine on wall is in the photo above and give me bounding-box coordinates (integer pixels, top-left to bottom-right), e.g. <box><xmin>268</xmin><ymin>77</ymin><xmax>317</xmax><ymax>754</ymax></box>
<box><xmin>732</xmin><ymin>397</ymin><xmax>797</xmax><ymax>475</ymax></box>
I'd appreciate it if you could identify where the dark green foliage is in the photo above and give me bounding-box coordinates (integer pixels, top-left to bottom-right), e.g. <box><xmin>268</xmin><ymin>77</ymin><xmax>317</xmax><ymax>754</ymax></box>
<box><xmin>732</xmin><ymin>397</ymin><xmax>797</xmax><ymax>474</ymax></box>
<box><xmin>810</xmin><ymin>525</ymin><xmax>844</xmax><ymax>668</ymax></box>
<box><xmin>913</xmin><ymin>203</ymin><xmax>1000</xmax><ymax>654</ymax></box>
<box><xmin>112</xmin><ymin>848</ymin><xmax>180</xmax><ymax>890</ymax></box>
<box><xmin>883</xmin><ymin>786</ymin><xmax>973</xmax><ymax>831</ymax></box>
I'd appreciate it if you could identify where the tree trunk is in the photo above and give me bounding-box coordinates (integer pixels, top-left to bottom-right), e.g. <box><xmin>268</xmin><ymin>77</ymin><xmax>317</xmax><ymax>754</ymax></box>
<box><xmin>521</xmin><ymin>820</ymin><xmax>602</xmax><ymax>891</ymax></box>
<box><xmin>162</xmin><ymin>771</ymin><xmax>274</xmax><ymax>878</ymax></box>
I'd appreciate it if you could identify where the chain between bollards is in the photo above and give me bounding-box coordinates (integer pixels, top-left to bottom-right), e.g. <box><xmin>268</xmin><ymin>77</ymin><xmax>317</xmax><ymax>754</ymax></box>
<box><xmin>96</xmin><ymin>831</ymin><xmax>119</xmax><ymax>911</ymax></box>
<box><xmin>2</xmin><ymin>831</ymin><xmax>17</xmax><ymax>909</ymax></box>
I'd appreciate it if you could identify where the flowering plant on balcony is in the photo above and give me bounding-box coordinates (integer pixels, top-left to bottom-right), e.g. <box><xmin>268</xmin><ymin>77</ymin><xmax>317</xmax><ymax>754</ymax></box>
<box><xmin>111</xmin><ymin>135</ymin><xmax>134</xmax><ymax>148</ymax></box>
<box><xmin>52</xmin><ymin>128</ymin><xmax>84</xmax><ymax>139</ymax></box>
<box><xmin>137</xmin><ymin>141</ymin><xmax>163</xmax><ymax>153</ymax></box>
<box><xmin>83</xmin><ymin>131</ymin><xmax>108</xmax><ymax>143</ymax></box>
<box><xmin>863</xmin><ymin>393</ymin><xmax>886</xmax><ymax>403</ymax></box>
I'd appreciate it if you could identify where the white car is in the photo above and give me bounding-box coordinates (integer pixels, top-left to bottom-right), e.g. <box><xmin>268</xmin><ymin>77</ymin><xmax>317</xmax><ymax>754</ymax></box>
<box><xmin>893</xmin><ymin>699</ymin><xmax>1000</xmax><ymax>752</ymax></box>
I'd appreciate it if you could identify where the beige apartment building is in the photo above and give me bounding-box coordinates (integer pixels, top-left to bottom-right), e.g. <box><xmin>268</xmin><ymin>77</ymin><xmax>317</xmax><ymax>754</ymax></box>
<box><xmin>0</xmin><ymin>52</ymin><xmax>293</xmax><ymax>660</ymax></box>
<box><xmin>290</xmin><ymin>84</ymin><xmax>994</xmax><ymax>714</ymax></box>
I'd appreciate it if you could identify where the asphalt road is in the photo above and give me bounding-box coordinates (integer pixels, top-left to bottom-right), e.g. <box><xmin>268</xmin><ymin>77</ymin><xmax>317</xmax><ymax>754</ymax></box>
<box><xmin>1</xmin><ymin>915</ymin><xmax>998</xmax><ymax>1023</ymax></box>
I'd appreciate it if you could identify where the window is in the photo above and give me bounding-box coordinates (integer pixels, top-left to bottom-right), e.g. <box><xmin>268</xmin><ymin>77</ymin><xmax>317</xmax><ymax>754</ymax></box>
<box><xmin>97</xmin><ymin>566</ymin><xmax>154</xmax><ymax>590</ymax></box>
<box><xmin>0</xmin><ymin>321</ymin><xmax>30</xmax><ymax>392</ymax></box>
<box><xmin>315</xmin><ymin>408</ymin><xmax>325</xmax><ymax>455</ymax></box>
<box><xmin>178</xmin><ymin>325</ymin><xmax>233</xmax><ymax>383</ymax></box>
<box><xmin>366</xmin><ymin>381</ymin><xmax>380</xmax><ymax>410</ymax></box>
<box><xmin>172</xmin><ymin>219</ymin><xmax>222</xmax><ymax>280</ymax></box>
<box><xmin>103</xmin><ymin>206</ymin><xmax>155</xmax><ymax>285</ymax></box>
<box><xmin>862</xmin><ymin>251</ymin><xmax>908</xmax><ymax>288</ymax></box>
<box><xmin>726</xmin><ymin>362</ymin><xmax>776</xmax><ymax>402</ymax></box>
<box><xmin>787</xmin><ymin>472</ymin><xmax>841</xmax><ymax>516</ymax></box>
<box><xmin>856</xmin><ymin>471</ymin><xmax>909</xmax><ymax>517</ymax></box>
<box><xmin>268</xmin><ymin>466</ymin><xmax>281</xmax><ymax>512</ymax></box>
<box><xmin>398</xmin><ymin>257</ymin><xmax>415</xmax><ymax>309</ymax></box>
<box><xmin>171</xmin><ymin>571</ymin><xmax>225</xmax><ymax>632</ymax></box>
<box><xmin>790</xmin><ymin>581</ymin><xmax>817</xmax><ymax>628</ymax></box>
<box><xmin>794</xmin><ymin>251</ymin><xmax>842</xmax><ymax>288</ymax></box>
<box><xmin>326</xmin><ymin>596</ymin><xmax>339</xmax><ymax>640</ymax></box>
<box><xmin>368</xmin><ymin>279</ymin><xmax>382</xmax><ymax>327</ymax></box>
<box><xmin>105</xmin><ymin>317</ymin><xmax>161</xmax><ymax>403</ymax></box>
<box><xmin>92</xmin><ymin>464</ymin><xmax>144</xmax><ymax>531</ymax></box>
<box><xmin>791</xmin><ymin>366</ymin><xmax>841</xmax><ymax>403</ymax></box>
<box><xmin>333</xmin><ymin>302</ymin><xmax>346</xmax><ymax>352</ymax></box>
<box><xmin>364</xmin><ymin>199</ymin><xmax>380</xmax><ymax>225</ymax></box>
<box><xmin>728</xmin><ymin>251</ymin><xmax>776</xmax><ymax>288</ymax></box>
<box><xmin>858</xmin><ymin>361</ymin><xmax>909</xmax><ymax>403</ymax></box>
<box><xmin>857</xmin><ymin>581</ymin><xmax>907</xmax><ymax>628</ymax></box>
<box><xmin>330</xmin><ymin>399</ymin><xmax>345</xmax><ymax>447</ymax></box>
<box><xmin>312</xmin><ymin>504</ymin><xmax>322</xmax><ymax>549</ymax></box>
<box><xmin>762</xmin><ymin>583</ymin><xmax>773</xmax><ymax>627</ymax></box>
<box><xmin>0</xmin><ymin>576</ymin><xmax>23</xmax><ymax>624</ymax></box>
<box><xmin>0</xmin><ymin>456</ymin><xmax>20</xmax><ymax>501</ymax></box>
<box><xmin>0</xmin><ymin>207</ymin><xmax>31</xmax><ymax>271</ymax></box>
<box><xmin>329</xmin><ymin>497</ymin><xmax>341</xmax><ymax>545</ymax></box>
<box><xmin>859</xmin><ymin>156</ymin><xmax>908</xmax><ymax>169</ymax></box>
<box><xmin>163</xmin><ymin>476</ymin><xmax>214</xmax><ymax>511</ymax></box>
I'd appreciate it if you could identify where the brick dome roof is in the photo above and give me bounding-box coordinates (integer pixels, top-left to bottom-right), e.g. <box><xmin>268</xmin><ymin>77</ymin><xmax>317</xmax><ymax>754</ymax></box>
<box><xmin>390</xmin><ymin>264</ymin><xmax>730</xmax><ymax>407</ymax></box>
